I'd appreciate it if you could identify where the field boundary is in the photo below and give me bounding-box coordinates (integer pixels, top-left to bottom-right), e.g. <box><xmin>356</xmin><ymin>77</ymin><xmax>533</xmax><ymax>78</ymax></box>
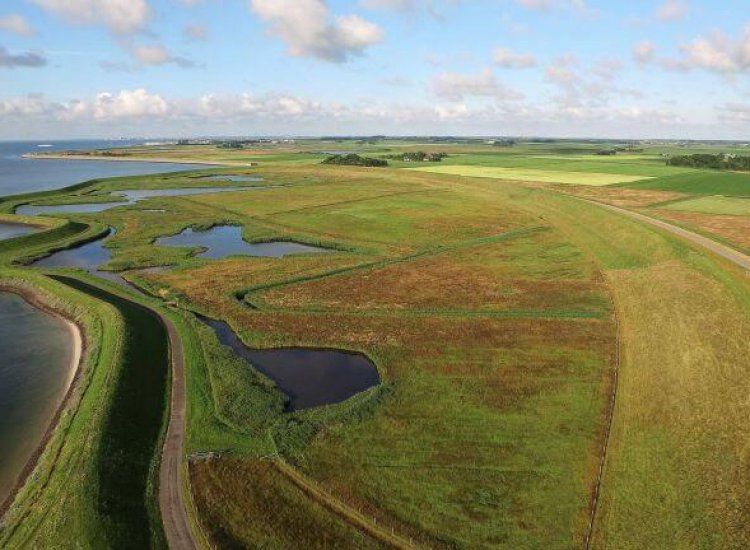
<box><xmin>271</xmin><ymin>458</ymin><xmax>417</xmax><ymax>549</ymax></box>
<box><xmin>583</xmin><ymin>273</ymin><xmax>621</xmax><ymax>549</ymax></box>
<box><xmin>241</xmin><ymin>225</ymin><xmax>548</xmax><ymax>303</ymax></box>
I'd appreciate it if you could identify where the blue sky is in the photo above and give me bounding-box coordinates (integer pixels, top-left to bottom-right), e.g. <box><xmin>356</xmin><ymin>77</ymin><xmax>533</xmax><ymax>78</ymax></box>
<box><xmin>1</xmin><ymin>0</ymin><xmax>749</xmax><ymax>139</ymax></box>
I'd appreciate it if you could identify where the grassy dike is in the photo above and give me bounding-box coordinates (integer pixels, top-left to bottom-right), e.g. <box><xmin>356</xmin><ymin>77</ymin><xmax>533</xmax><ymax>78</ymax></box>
<box><xmin>495</xmin><ymin>185</ymin><xmax>750</xmax><ymax>548</ymax></box>
<box><xmin>0</xmin><ymin>270</ymin><xmax>169</xmax><ymax>549</ymax></box>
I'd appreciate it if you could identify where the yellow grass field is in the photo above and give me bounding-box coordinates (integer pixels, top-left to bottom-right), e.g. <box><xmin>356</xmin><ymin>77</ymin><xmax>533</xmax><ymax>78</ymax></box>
<box><xmin>407</xmin><ymin>165</ymin><xmax>652</xmax><ymax>185</ymax></box>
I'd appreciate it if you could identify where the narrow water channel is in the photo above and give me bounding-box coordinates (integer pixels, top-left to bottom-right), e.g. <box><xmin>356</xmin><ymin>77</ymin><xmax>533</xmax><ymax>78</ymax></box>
<box><xmin>30</xmin><ymin>229</ymin><xmax>128</xmax><ymax>287</ymax></box>
<box><xmin>0</xmin><ymin>222</ymin><xmax>38</xmax><ymax>241</ymax></box>
<box><xmin>15</xmin><ymin>186</ymin><xmax>259</xmax><ymax>216</ymax></box>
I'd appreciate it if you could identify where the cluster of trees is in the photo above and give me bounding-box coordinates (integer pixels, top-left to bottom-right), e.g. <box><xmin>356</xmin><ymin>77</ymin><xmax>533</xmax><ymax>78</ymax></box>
<box><xmin>667</xmin><ymin>153</ymin><xmax>750</xmax><ymax>171</ymax></box>
<box><xmin>384</xmin><ymin>151</ymin><xmax>448</xmax><ymax>162</ymax></box>
<box><xmin>216</xmin><ymin>141</ymin><xmax>246</xmax><ymax>149</ymax></box>
<box><xmin>321</xmin><ymin>153</ymin><xmax>388</xmax><ymax>167</ymax></box>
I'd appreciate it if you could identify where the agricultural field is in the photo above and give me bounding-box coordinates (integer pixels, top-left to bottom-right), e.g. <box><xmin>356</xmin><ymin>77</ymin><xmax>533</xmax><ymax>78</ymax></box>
<box><xmin>2</xmin><ymin>139</ymin><xmax>750</xmax><ymax>549</ymax></box>
<box><xmin>406</xmin><ymin>164</ymin><xmax>651</xmax><ymax>185</ymax></box>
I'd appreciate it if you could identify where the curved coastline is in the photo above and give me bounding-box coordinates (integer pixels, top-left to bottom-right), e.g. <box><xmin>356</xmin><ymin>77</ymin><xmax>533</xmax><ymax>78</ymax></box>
<box><xmin>22</xmin><ymin>152</ymin><xmax>249</xmax><ymax>167</ymax></box>
<box><xmin>0</xmin><ymin>284</ymin><xmax>84</xmax><ymax>519</ymax></box>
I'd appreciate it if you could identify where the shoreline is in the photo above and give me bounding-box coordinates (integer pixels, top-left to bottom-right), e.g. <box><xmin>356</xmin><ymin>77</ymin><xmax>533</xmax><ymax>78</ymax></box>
<box><xmin>0</xmin><ymin>284</ymin><xmax>85</xmax><ymax>519</ymax></box>
<box><xmin>22</xmin><ymin>153</ymin><xmax>250</xmax><ymax>167</ymax></box>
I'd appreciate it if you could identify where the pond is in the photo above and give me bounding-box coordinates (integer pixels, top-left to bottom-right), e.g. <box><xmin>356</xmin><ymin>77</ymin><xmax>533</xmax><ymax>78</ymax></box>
<box><xmin>0</xmin><ymin>222</ymin><xmax>38</xmax><ymax>241</ymax></box>
<box><xmin>30</xmin><ymin>230</ymin><xmax>128</xmax><ymax>287</ymax></box>
<box><xmin>155</xmin><ymin>225</ymin><xmax>330</xmax><ymax>260</ymax></box>
<box><xmin>0</xmin><ymin>291</ymin><xmax>78</xmax><ymax>505</ymax></box>
<box><xmin>200</xmin><ymin>316</ymin><xmax>380</xmax><ymax>410</ymax></box>
<box><xmin>15</xmin><ymin>186</ymin><xmax>258</xmax><ymax>216</ymax></box>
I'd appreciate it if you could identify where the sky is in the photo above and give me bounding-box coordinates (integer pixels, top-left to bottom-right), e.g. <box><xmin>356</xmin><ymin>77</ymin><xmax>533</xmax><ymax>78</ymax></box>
<box><xmin>1</xmin><ymin>0</ymin><xmax>750</xmax><ymax>140</ymax></box>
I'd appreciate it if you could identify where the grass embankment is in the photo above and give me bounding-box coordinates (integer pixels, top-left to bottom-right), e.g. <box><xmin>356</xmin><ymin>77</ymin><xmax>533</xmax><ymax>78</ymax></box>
<box><xmin>0</xmin><ymin>272</ymin><xmax>169</xmax><ymax>549</ymax></box>
<box><xmin>495</xmin><ymin>187</ymin><xmax>750</xmax><ymax>548</ymax></box>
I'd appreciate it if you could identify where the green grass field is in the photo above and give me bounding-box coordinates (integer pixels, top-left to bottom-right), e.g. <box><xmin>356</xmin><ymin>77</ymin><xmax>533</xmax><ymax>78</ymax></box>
<box><xmin>665</xmin><ymin>195</ymin><xmax>750</xmax><ymax>216</ymax></box>
<box><xmin>3</xmin><ymin>139</ymin><xmax>750</xmax><ymax>548</ymax></box>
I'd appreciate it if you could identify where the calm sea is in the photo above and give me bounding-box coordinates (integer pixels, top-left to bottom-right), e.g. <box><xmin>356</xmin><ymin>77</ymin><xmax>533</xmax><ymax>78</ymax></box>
<box><xmin>0</xmin><ymin>140</ymin><xmax>201</xmax><ymax>197</ymax></box>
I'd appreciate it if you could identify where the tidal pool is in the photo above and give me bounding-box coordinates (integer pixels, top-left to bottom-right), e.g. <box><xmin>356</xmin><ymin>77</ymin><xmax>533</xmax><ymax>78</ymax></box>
<box><xmin>15</xmin><ymin>186</ymin><xmax>255</xmax><ymax>216</ymax></box>
<box><xmin>0</xmin><ymin>222</ymin><xmax>38</xmax><ymax>241</ymax></box>
<box><xmin>0</xmin><ymin>292</ymin><xmax>78</xmax><ymax>505</ymax></box>
<box><xmin>30</xmin><ymin>230</ymin><xmax>127</xmax><ymax>287</ymax></box>
<box><xmin>155</xmin><ymin>225</ymin><xmax>330</xmax><ymax>260</ymax></box>
<box><xmin>200</xmin><ymin>316</ymin><xmax>380</xmax><ymax>410</ymax></box>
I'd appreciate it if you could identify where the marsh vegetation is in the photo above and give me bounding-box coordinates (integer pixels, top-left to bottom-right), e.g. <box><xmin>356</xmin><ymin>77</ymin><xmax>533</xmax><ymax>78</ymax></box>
<box><xmin>3</xmin><ymin>140</ymin><xmax>750</xmax><ymax>548</ymax></box>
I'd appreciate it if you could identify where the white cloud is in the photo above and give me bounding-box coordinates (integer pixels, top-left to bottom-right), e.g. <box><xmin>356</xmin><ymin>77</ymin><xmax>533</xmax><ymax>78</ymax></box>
<box><xmin>0</xmin><ymin>88</ymin><xmax>721</xmax><ymax>139</ymax></box>
<box><xmin>130</xmin><ymin>44</ymin><xmax>195</xmax><ymax>68</ymax></box>
<box><xmin>432</xmin><ymin>68</ymin><xmax>523</xmax><ymax>101</ymax></box>
<box><xmin>31</xmin><ymin>0</ymin><xmax>150</xmax><ymax>34</ymax></box>
<box><xmin>195</xmin><ymin>92</ymin><xmax>322</xmax><ymax>118</ymax></box>
<box><xmin>514</xmin><ymin>0</ymin><xmax>553</xmax><ymax>10</ymax></box>
<box><xmin>0</xmin><ymin>94</ymin><xmax>57</xmax><ymax>116</ymax></box>
<box><xmin>493</xmin><ymin>47</ymin><xmax>536</xmax><ymax>68</ymax></box>
<box><xmin>0</xmin><ymin>14</ymin><xmax>35</xmax><ymax>36</ymax></box>
<box><xmin>434</xmin><ymin>103</ymin><xmax>469</xmax><ymax>119</ymax></box>
<box><xmin>665</xmin><ymin>26</ymin><xmax>750</xmax><ymax>74</ymax></box>
<box><xmin>0</xmin><ymin>46</ymin><xmax>46</xmax><ymax>68</ymax></box>
<box><xmin>90</xmin><ymin>89</ymin><xmax>168</xmax><ymax>119</ymax></box>
<box><xmin>361</xmin><ymin>0</ymin><xmax>418</xmax><ymax>9</ymax></box>
<box><xmin>249</xmin><ymin>0</ymin><xmax>383</xmax><ymax>62</ymax></box>
<box><xmin>513</xmin><ymin>0</ymin><xmax>589</xmax><ymax>13</ymax></box>
<box><xmin>656</xmin><ymin>0</ymin><xmax>688</xmax><ymax>22</ymax></box>
<box><xmin>633</xmin><ymin>40</ymin><xmax>655</xmax><ymax>65</ymax></box>
<box><xmin>546</xmin><ymin>55</ymin><xmax>643</xmax><ymax>114</ymax></box>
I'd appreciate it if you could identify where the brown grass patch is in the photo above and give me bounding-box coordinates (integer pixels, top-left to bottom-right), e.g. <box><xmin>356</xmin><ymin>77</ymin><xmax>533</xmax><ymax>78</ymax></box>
<box><xmin>549</xmin><ymin>184</ymin><xmax>687</xmax><ymax>208</ymax></box>
<box><xmin>189</xmin><ymin>457</ymin><xmax>381</xmax><ymax>548</ymax></box>
<box><xmin>654</xmin><ymin>209</ymin><xmax>750</xmax><ymax>252</ymax></box>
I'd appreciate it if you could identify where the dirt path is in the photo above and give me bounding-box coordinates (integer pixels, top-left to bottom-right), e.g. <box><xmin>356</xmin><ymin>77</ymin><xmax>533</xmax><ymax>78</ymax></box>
<box><xmin>590</xmin><ymin>200</ymin><xmax>750</xmax><ymax>271</ymax></box>
<box><xmin>157</xmin><ymin>312</ymin><xmax>199</xmax><ymax>550</ymax></box>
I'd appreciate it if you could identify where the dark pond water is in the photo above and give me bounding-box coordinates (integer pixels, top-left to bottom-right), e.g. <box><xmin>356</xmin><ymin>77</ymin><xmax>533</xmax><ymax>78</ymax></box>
<box><xmin>0</xmin><ymin>292</ymin><xmax>77</xmax><ymax>504</ymax></box>
<box><xmin>155</xmin><ymin>225</ymin><xmax>330</xmax><ymax>259</ymax></box>
<box><xmin>200</xmin><ymin>316</ymin><xmax>380</xmax><ymax>410</ymax></box>
<box><xmin>16</xmin><ymin>186</ymin><xmax>250</xmax><ymax>216</ymax></box>
<box><xmin>30</xmin><ymin>230</ymin><xmax>127</xmax><ymax>287</ymax></box>
<box><xmin>0</xmin><ymin>222</ymin><xmax>38</xmax><ymax>241</ymax></box>
<box><xmin>0</xmin><ymin>140</ymin><xmax>202</xmax><ymax>197</ymax></box>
